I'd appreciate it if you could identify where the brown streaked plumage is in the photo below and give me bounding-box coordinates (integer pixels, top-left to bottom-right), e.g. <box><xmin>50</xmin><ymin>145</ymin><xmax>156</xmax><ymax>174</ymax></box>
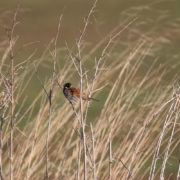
<box><xmin>63</xmin><ymin>83</ymin><xmax>98</xmax><ymax>103</ymax></box>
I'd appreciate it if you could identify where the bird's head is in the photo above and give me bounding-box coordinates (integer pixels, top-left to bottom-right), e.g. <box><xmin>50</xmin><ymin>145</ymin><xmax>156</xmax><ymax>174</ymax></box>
<box><xmin>64</xmin><ymin>83</ymin><xmax>71</xmax><ymax>89</ymax></box>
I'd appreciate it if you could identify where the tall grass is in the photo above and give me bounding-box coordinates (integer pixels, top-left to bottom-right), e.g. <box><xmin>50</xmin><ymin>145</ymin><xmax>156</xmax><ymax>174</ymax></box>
<box><xmin>0</xmin><ymin>1</ymin><xmax>180</xmax><ymax>180</ymax></box>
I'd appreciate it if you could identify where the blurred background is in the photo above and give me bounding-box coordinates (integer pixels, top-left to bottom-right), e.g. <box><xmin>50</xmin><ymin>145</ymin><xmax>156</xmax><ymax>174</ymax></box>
<box><xmin>0</xmin><ymin>0</ymin><xmax>180</xmax><ymax>51</ymax></box>
<box><xmin>0</xmin><ymin>0</ymin><xmax>180</xmax><ymax>103</ymax></box>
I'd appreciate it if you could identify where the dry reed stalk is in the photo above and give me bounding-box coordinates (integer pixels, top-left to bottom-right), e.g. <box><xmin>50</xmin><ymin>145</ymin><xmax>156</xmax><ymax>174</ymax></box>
<box><xmin>45</xmin><ymin>15</ymin><xmax>62</xmax><ymax>180</ymax></box>
<box><xmin>74</xmin><ymin>1</ymin><xmax>98</xmax><ymax>179</ymax></box>
<box><xmin>160</xmin><ymin>94</ymin><xmax>180</xmax><ymax>180</ymax></box>
<box><xmin>0</xmin><ymin>91</ymin><xmax>6</xmax><ymax>180</ymax></box>
<box><xmin>6</xmin><ymin>6</ymin><xmax>19</xmax><ymax>180</ymax></box>
<box><xmin>90</xmin><ymin>123</ymin><xmax>96</xmax><ymax>180</ymax></box>
<box><xmin>149</xmin><ymin>99</ymin><xmax>178</xmax><ymax>180</ymax></box>
<box><xmin>0</xmin><ymin>114</ymin><xmax>3</xmax><ymax>180</ymax></box>
<box><xmin>108</xmin><ymin>138</ymin><xmax>112</xmax><ymax>180</ymax></box>
<box><xmin>177</xmin><ymin>160</ymin><xmax>180</xmax><ymax>180</ymax></box>
<box><xmin>77</xmin><ymin>139</ymin><xmax>82</xmax><ymax>180</ymax></box>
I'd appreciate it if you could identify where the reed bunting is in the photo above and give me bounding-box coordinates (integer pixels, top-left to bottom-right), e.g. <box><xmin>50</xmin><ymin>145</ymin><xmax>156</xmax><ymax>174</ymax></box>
<box><xmin>63</xmin><ymin>83</ymin><xmax>98</xmax><ymax>103</ymax></box>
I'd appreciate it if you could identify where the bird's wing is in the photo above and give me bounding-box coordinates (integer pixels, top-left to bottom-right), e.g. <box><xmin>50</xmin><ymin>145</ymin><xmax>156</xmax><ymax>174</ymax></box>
<box><xmin>70</xmin><ymin>87</ymin><xmax>87</xmax><ymax>99</ymax></box>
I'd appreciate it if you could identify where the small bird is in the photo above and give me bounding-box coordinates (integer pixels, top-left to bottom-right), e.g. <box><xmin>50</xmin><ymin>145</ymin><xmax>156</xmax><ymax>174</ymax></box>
<box><xmin>63</xmin><ymin>83</ymin><xmax>98</xmax><ymax>103</ymax></box>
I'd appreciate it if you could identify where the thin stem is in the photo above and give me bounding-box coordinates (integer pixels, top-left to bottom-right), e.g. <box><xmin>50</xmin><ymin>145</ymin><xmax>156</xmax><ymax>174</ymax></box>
<box><xmin>77</xmin><ymin>0</ymin><xmax>98</xmax><ymax>55</ymax></box>
<box><xmin>0</xmin><ymin>109</ymin><xmax>4</xmax><ymax>180</ymax></box>
<box><xmin>177</xmin><ymin>160</ymin><xmax>180</xmax><ymax>180</ymax></box>
<box><xmin>108</xmin><ymin>139</ymin><xmax>112</xmax><ymax>180</ymax></box>
<box><xmin>77</xmin><ymin>140</ymin><xmax>82</xmax><ymax>180</ymax></box>
<box><xmin>115</xmin><ymin>156</ymin><xmax>134</xmax><ymax>180</ymax></box>
<box><xmin>80</xmin><ymin>61</ymin><xmax>87</xmax><ymax>180</ymax></box>
<box><xmin>45</xmin><ymin>15</ymin><xmax>62</xmax><ymax>179</ymax></box>
<box><xmin>90</xmin><ymin>124</ymin><xmax>96</xmax><ymax>180</ymax></box>
<box><xmin>45</xmin><ymin>90</ymin><xmax>52</xmax><ymax>180</ymax></box>
<box><xmin>7</xmin><ymin>6</ymin><xmax>19</xmax><ymax>180</ymax></box>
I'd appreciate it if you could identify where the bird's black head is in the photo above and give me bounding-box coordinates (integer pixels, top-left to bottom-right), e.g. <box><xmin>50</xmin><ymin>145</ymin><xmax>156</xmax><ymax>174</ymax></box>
<box><xmin>64</xmin><ymin>83</ymin><xmax>71</xmax><ymax>89</ymax></box>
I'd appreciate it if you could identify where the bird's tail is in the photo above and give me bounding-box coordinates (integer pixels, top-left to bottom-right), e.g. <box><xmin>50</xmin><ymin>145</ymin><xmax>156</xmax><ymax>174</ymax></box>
<box><xmin>87</xmin><ymin>97</ymin><xmax>99</xmax><ymax>101</ymax></box>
